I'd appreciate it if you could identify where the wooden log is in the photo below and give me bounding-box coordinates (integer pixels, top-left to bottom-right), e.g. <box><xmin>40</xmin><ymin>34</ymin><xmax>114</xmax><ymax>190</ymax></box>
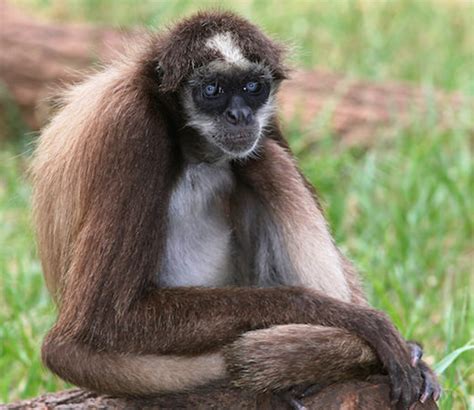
<box><xmin>4</xmin><ymin>377</ymin><xmax>438</xmax><ymax>409</ymax></box>
<box><xmin>0</xmin><ymin>1</ymin><xmax>465</xmax><ymax>144</ymax></box>
<box><xmin>0</xmin><ymin>0</ymin><xmax>133</xmax><ymax>137</ymax></box>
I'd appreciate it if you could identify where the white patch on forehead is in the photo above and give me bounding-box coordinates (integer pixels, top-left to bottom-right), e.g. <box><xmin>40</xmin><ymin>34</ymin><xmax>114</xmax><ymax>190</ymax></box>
<box><xmin>205</xmin><ymin>32</ymin><xmax>250</xmax><ymax>66</ymax></box>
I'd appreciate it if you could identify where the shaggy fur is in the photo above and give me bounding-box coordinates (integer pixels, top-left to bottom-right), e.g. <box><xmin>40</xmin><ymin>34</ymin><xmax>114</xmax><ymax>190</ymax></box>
<box><xmin>31</xmin><ymin>10</ymin><xmax>438</xmax><ymax>408</ymax></box>
<box><xmin>224</xmin><ymin>325</ymin><xmax>380</xmax><ymax>392</ymax></box>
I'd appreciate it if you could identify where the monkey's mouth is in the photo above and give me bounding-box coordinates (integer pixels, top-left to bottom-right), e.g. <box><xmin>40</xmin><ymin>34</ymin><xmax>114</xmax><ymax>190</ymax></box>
<box><xmin>212</xmin><ymin>131</ymin><xmax>260</xmax><ymax>158</ymax></box>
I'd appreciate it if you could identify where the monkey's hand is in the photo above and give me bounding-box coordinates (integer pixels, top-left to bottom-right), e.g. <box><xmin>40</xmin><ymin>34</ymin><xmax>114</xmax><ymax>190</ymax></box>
<box><xmin>407</xmin><ymin>341</ymin><xmax>442</xmax><ymax>404</ymax></box>
<box><xmin>361</xmin><ymin>311</ymin><xmax>437</xmax><ymax>409</ymax></box>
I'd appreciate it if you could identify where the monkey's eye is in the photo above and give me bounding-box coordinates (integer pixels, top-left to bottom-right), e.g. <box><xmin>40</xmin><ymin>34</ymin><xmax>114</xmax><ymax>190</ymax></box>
<box><xmin>243</xmin><ymin>81</ymin><xmax>262</xmax><ymax>94</ymax></box>
<box><xmin>203</xmin><ymin>83</ymin><xmax>222</xmax><ymax>98</ymax></box>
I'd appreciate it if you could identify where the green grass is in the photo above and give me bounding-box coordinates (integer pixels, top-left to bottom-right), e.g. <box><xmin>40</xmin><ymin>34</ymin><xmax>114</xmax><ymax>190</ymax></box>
<box><xmin>294</xmin><ymin>124</ymin><xmax>473</xmax><ymax>409</ymax></box>
<box><xmin>1</xmin><ymin>0</ymin><xmax>473</xmax><ymax>408</ymax></box>
<box><xmin>0</xmin><ymin>148</ymin><xmax>68</xmax><ymax>400</ymax></box>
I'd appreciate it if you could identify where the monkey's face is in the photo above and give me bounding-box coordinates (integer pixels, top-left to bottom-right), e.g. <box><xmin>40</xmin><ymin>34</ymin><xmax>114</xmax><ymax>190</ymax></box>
<box><xmin>182</xmin><ymin>62</ymin><xmax>275</xmax><ymax>159</ymax></box>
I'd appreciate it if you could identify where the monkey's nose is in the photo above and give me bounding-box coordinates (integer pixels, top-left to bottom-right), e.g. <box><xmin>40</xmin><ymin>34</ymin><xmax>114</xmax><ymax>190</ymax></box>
<box><xmin>225</xmin><ymin>107</ymin><xmax>253</xmax><ymax>126</ymax></box>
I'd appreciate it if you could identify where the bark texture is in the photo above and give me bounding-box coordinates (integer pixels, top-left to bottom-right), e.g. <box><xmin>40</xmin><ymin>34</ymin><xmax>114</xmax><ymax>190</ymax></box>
<box><xmin>5</xmin><ymin>378</ymin><xmax>438</xmax><ymax>409</ymax></box>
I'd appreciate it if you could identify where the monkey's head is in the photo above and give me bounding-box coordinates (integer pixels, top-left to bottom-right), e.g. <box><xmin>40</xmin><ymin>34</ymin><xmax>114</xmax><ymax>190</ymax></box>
<box><xmin>182</xmin><ymin>57</ymin><xmax>275</xmax><ymax>158</ymax></box>
<box><xmin>153</xmin><ymin>11</ymin><xmax>288</xmax><ymax>159</ymax></box>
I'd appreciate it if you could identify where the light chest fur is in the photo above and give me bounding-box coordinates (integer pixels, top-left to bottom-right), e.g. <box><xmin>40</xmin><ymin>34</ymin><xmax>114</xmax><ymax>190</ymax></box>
<box><xmin>158</xmin><ymin>162</ymin><xmax>234</xmax><ymax>287</ymax></box>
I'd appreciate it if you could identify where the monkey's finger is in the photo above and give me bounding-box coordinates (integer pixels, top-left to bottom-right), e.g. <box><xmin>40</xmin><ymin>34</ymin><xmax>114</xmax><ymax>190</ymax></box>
<box><xmin>416</xmin><ymin>360</ymin><xmax>442</xmax><ymax>403</ymax></box>
<box><xmin>386</xmin><ymin>359</ymin><xmax>410</xmax><ymax>405</ymax></box>
<box><xmin>419</xmin><ymin>365</ymin><xmax>442</xmax><ymax>403</ymax></box>
<box><xmin>407</xmin><ymin>342</ymin><xmax>423</xmax><ymax>367</ymax></box>
<box><xmin>419</xmin><ymin>375</ymin><xmax>430</xmax><ymax>403</ymax></box>
<box><xmin>279</xmin><ymin>391</ymin><xmax>308</xmax><ymax>410</ymax></box>
<box><xmin>391</xmin><ymin>364</ymin><xmax>423</xmax><ymax>410</ymax></box>
<box><xmin>297</xmin><ymin>383</ymin><xmax>323</xmax><ymax>399</ymax></box>
<box><xmin>410</xmin><ymin>347</ymin><xmax>422</xmax><ymax>367</ymax></box>
<box><xmin>288</xmin><ymin>399</ymin><xmax>307</xmax><ymax>410</ymax></box>
<box><xmin>388</xmin><ymin>371</ymin><xmax>403</xmax><ymax>405</ymax></box>
<box><xmin>419</xmin><ymin>387</ymin><xmax>430</xmax><ymax>403</ymax></box>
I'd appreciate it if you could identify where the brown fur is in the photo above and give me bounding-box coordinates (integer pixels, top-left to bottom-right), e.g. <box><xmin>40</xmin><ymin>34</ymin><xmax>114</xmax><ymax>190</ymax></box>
<box><xmin>31</xmin><ymin>11</ymin><xmax>432</xmax><ymax>407</ymax></box>
<box><xmin>233</xmin><ymin>137</ymin><xmax>352</xmax><ymax>301</ymax></box>
<box><xmin>42</xmin><ymin>338</ymin><xmax>226</xmax><ymax>395</ymax></box>
<box><xmin>153</xmin><ymin>11</ymin><xmax>288</xmax><ymax>91</ymax></box>
<box><xmin>225</xmin><ymin>325</ymin><xmax>379</xmax><ymax>392</ymax></box>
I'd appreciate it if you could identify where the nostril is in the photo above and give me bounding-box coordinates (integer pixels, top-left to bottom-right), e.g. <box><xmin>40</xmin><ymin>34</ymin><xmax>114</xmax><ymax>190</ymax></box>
<box><xmin>225</xmin><ymin>108</ymin><xmax>253</xmax><ymax>126</ymax></box>
<box><xmin>225</xmin><ymin>109</ymin><xmax>239</xmax><ymax>125</ymax></box>
<box><xmin>242</xmin><ymin>108</ymin><xmax>253</xmax><ymax>125</ymax></box>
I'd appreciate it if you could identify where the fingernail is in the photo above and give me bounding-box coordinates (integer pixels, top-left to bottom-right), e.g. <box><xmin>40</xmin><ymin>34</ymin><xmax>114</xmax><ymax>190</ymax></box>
<box><xmin>420</xmin><ymin>393</ymin><xmax>428</xmax><ymax>403</ymax></box>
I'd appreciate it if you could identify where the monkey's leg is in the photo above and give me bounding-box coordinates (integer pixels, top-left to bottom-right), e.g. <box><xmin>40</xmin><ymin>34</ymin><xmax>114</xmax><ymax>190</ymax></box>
<box><xmin>224</xmin><ymin>324</ymin><xmax>380</xmax><ymax>393</ymax></box>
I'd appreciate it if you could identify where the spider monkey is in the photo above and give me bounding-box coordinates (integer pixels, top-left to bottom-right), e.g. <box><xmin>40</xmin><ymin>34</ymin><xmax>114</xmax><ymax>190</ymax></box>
<box><xmin>31</xmin><ymin>11</ymin><xmax>440</xmax><ymax>409</ymax></box>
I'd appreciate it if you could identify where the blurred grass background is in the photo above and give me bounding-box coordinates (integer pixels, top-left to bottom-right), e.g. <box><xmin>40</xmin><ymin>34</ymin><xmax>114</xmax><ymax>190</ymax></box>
<box><xmin>1</xmin><ymin>0</ymin><xmax>473</xmax><ymax>408</ymax></box>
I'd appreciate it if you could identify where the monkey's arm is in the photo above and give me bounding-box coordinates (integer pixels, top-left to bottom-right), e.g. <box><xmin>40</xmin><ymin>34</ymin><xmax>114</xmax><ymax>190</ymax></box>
<box><xmin>45</xmin><ymin>269</ymin><xmax>422</xmax><ymax>407</ymax></box>
<box><xmin>53</xmin><ymin>285</ymin><xmax>402</xmax><ymax>356</ymax></box>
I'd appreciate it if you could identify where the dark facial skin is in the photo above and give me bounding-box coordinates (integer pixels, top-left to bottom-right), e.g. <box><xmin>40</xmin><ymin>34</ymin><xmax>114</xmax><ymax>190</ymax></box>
<box><xmin>187</xmin><ymin>64</ymin><xmax>273</xmax><ymax>157</ymax></box>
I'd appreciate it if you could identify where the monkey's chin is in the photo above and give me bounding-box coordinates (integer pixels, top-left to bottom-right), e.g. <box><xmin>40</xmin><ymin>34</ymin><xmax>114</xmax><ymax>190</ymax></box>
<box><xmin>212</xmin><ymin>133</ymin><xmax>261</xmax><ymax>159</ymax></box>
